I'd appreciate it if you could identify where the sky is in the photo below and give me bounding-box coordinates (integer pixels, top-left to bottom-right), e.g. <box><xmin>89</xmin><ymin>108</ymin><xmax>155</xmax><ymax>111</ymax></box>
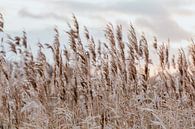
<box><xmin>1</xmin><ymin>0</ymin><xmax>195</xmax><ymax>49</ymax></box>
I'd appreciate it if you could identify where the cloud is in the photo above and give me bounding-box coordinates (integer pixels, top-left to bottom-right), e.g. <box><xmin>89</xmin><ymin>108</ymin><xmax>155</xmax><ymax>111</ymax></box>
<box><xmin>17</xmin><ymin>0</ymin><xmax>195</xmax><ymax>19</ymax></box>
<box><xmin>46</xmin><ymin>0</ymin><xmax>167</xmax><ymax>16</ymax></box>
<box><xmin>47</xmin><ymin>0</ymin><xmax>195</xmax><ymax>16</ymax></box>
<box><xmin>135</xmin><ymin>17</ymin><xmax>191</xmax><ymax>41</ymax></box>
<box><xmin>23</xmin><ymin>0</ymin><xmax>194</xmax><ymax>15</ymax></box>
<box><xmin>18</xmin><ymin>8</ymin><xmax>68</xmax><ymax>21</ymax></box>
<box><xmin>16</xmin><ymin>0</ymin><xmax>195</xmax><ymax>41</ymax></box>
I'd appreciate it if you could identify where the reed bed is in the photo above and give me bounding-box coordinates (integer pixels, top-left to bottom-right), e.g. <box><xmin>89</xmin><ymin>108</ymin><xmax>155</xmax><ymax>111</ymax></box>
<box><xmin>1</xmin><ymin>13</ymin><xmax>195</xmax><ymax>129</ymax></box>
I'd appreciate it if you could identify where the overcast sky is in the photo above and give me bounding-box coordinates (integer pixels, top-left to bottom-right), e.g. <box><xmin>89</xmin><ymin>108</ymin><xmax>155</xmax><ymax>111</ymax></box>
<box><xmin>1</xmin><ymin>0</ymin><xmax>195</xmax><ymax>47</ymax></box>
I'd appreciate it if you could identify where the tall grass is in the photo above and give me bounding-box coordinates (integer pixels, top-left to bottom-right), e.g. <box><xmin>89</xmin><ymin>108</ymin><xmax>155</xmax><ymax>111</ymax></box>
<box><xmin>1</xmin><ymin>14</ymin><xmax>195</xmax><ymax>129</ymax></box>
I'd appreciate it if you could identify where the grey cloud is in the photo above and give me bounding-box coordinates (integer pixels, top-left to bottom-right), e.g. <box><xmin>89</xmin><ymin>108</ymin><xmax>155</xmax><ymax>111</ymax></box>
<box><xmin>17</xmin><ymin>0</ymin><xmax>194</xmax><ymax>41</ymax></box>
<box><xmin>18</xmin><ymin>0</ymin><xmax>195</xmax><ymax>20</ymax></box>
<box><xmin>18</xmin><ymin>8</ymin><xmax>68</xmax><ymax>21</ymax></box>
<box><xmin>164</xmin><ymin>0</ymin><xmax>194</xmax><ymax>7</ymax></box>
<box><xmin>49</xmin><ymin>0</ymin><xmax>195</xmax><ymax>16</ymax></box>
<box><xmin>49</xmin><ymin>0</ymin><xmax>168</xmax><ymax>16</ymax></box>
<box><xmin>164</xmin><ymin>0</ymin><xmax>195</xmax><ymax>16</ymax></box>
<box><xmin>135</xmin><ymin>17</ymin><xmax>191</xmax><ymax>41</ymax></box>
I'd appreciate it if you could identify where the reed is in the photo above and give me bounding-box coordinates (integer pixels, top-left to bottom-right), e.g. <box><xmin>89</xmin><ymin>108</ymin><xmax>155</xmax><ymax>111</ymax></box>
<box><xmin>0</xmin><ymin>14</ymin><xmax>195</xmax><ymax>129</ymax></box>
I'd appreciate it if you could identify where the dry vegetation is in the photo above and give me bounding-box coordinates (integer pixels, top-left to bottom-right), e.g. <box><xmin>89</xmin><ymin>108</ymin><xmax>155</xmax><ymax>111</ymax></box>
<box><xmin>1</xmin><ymin>13</ymin><xmax>195</xmax><ymax>129</ymax></box>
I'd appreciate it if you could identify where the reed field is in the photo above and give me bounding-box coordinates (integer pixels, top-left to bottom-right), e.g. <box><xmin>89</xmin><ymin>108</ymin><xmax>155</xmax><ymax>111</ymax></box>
<box><xmin>1</xmin><ymin>13</ymin><xmax>195</xmax><ymax>129</ymax></box>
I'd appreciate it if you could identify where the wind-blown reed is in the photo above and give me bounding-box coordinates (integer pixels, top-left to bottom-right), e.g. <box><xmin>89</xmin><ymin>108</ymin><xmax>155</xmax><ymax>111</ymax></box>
<box><xmin>0</xmin><ymin>14</ymin><xmax>195</xmax><ymax>129</ymax></box>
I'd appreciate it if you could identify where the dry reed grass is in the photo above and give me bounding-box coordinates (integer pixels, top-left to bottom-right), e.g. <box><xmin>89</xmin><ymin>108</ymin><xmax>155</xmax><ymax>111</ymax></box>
<box><xmin>0</xmin><ymin>14</ymin><xmax>195</xmax><ymax>129</ymax></box>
